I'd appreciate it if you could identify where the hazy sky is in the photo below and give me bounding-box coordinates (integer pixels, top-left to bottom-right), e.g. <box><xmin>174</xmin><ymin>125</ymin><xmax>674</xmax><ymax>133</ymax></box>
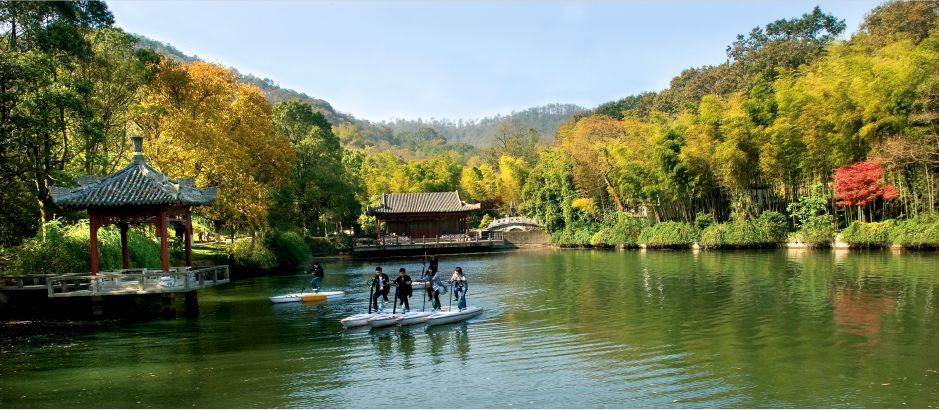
<box><xmin>108</xmin><ymin>0</ymin><xmax>882</xmax><ymax>121</ymax></box>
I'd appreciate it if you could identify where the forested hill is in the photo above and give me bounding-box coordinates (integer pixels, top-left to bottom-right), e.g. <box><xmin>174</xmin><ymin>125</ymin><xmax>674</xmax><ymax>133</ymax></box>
<box><xmin>381</xmin><ymin>103</ymin><xmax>587</xmax><ymax>146</ymax></box>
<box><xmin>135</xmin><ymin>36</ymin><xmax>354</xmax><ymax>126</ymax></box>
<box><xmin>134</xmin><ymin>36</ymin><xmax>585</xmax><ymax>150</ymax></box>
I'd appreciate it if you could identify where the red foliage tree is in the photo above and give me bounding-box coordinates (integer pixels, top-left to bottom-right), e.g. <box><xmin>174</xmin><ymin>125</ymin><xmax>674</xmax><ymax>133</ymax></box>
<box><xmin>833</xmin><ymin>160</ymin><xmax>898</xmax><ymax>209</ymax></box>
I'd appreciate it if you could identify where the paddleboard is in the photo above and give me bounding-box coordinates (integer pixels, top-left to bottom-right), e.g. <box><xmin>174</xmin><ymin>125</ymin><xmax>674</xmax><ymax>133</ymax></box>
<box><xmin>367</xmin><ymin>313</ymin><xmax>402</xmax><ymax>328</ymax></box>
<box><xmin>396</xmin><ymin>311</ymin><xmax>432</xmax><ymax>326</ymax></box>
<box><xmin>425</xmin><ymin>306</ymin><xmax>482</xmax><ymax>326</ymax></box>
<box><xmin>269</xmin><ymin>290</ymin><xmax>345</xmax><ymax>304</ymax></box>
<box><xmin>340</xmin><ymin>312</ymin><xmax>383</xmax><ymax>328</ymax></box>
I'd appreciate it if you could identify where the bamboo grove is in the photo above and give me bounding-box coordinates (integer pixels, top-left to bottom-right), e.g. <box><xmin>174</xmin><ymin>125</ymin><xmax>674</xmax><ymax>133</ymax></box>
<box><xmin>1</xmin><ymin>1</ymin><xmax>938</xmax><ymax>255</ymax></box>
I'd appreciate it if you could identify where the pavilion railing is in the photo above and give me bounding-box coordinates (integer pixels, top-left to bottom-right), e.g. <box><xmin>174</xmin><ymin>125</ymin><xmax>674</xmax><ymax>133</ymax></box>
<box><xmin>46</xmin><ymin>265</ymin><xmax>230</xmax><ymax>298</ymax></box>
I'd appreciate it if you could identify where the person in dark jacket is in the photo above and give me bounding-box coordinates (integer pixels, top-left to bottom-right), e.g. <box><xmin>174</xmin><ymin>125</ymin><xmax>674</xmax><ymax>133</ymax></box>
<box><xmin>422</xmin><ymin>268</ymin><xmax>434</xmax><ymax>304</ymax></box>
<box><xmin>310</xmin><ymin>261</ymin><xmax>324</xmax><ymax>292</ymax></box>
<box><xmin>371</xmin><ymin>267</ymin><xmax>391</xmax><ymax>311</ymax></box>
<box><xmin>428</xmin><ymin>255</ymin><xmax>439</xmax><ymax>276</ymax></box>
<box><xmin>393</xmin><ymin>268</ymin><xmax>413</xmax><ymax>312</ymax></box>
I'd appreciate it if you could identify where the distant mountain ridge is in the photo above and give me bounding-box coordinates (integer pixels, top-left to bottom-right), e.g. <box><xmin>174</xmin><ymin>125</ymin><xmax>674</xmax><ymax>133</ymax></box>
<box><xmin>134</xmin><ymin>35</ymin><xmax>586</xmax><ymax>149</ymax></box>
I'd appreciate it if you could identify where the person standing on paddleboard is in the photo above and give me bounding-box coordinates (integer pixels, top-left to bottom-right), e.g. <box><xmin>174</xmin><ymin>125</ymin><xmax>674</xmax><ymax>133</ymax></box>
<box><xmin>423</xmin><ymin>268</ymin><xmax>434</xmax><ymax>304</ymax></box>
<box><xmin>450</xmin><ymin>267</ymin><xmax>467</xmax><ymax>310</ymax></box>
<box><xmin>310</xmin><ymin>261</ymin><xmax>325</xmax><ymax>292</ymax></box>
<box><xmin>393</xmin><ymin>268</ymin><xmax>413</xmax><ymax>312</ymax></box>
<box><xmin>428</xmin><ymin>255</ymin><xmax>439</xmax><ymax>276</ymax></box>
<box><xmin>431</xmin><ymin>269</ymin><xmax>446</xmax><ymax>310</ymax></box>
<box><xmin>371</xmin><ymin>267</ymin><xmax>391</xmax><ymax>312</ymax></box>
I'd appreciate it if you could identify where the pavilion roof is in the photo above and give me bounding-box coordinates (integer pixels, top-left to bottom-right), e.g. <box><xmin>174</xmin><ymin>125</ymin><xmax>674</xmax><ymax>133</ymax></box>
<box><xmin>366</xmin><ymin>191</ymin><xmax>480</xmax><ymax>215</ymax></box>
<box><xmin>50</xmin><ymin>138</ymin><xmax>216</xmax><ymax>208</ymax></box>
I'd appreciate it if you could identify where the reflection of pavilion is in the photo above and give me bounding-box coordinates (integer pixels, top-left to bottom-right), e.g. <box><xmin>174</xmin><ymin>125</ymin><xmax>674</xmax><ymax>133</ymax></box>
<box><xmin>834</xmin><ymin>287</ymin><xmax>896</xmax><ymax>346</ymax></box>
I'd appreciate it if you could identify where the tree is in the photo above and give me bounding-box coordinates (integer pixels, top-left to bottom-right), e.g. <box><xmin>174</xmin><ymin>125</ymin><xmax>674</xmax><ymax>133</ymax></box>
<box><xmin>136</xmin><ymin>60</ymin><xmax>292</xmax><ymax>235</ymax></box>
<box><xmin>459</xmin><ymin>163</ymin><xmax>501</xmax><ymax>203</ymax></box>
<box><xmin>271</xmin><ymin>101</ymin><xmax>360</xmax><ymax>234</ymax></box>
<box><xmin>486</xmin><ymin>118</ymin><xmax>539</xmax><ymax>165</ymax></box>
<box><xmin>834</xmin><ymin>160</ymin><xmax>898</xmax><ymax>221</ymax></box>
<box><xmin>858</xmin><ymin>0</ymin><xmax>939</xmax><ymax>49</ymax></box>
<box><xmin>521</xmin><ymin>148</ymin><xmax>578</xmax><ymax>231</ymax></box>
<box><xmin>498</xmin><ymin>154</ymin><xmax>530</xmax><ymax>213</ymax></box>
<box><xmin>727</xmin><ymin>6</ymin><xmax>846</xmax><ymax>83</ymax></box>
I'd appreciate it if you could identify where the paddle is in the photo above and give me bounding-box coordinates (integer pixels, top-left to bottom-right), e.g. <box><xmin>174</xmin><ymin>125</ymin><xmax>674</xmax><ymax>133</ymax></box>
<box><xmin>368</xmin><ymin>280</ymin><xmax>374</xmax><ymax>314</ymax></box>
<box><xmin>393</xmin><ymin>282</ymin><xmax>399</xmax><ymax>314</ymax></box>
<box><xmin>421</xmin><ymin>254</ymin><xmax>427</xmax><ymax>312</ymax></box>
<box><xmin>448</xmin><ymin>278</ymin><xmax>453</xmax><ymax>312</ymax></box>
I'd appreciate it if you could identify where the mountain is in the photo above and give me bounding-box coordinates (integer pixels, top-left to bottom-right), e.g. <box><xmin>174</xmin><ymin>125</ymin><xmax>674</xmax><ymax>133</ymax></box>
<box><xmin>134</xmin><ymin>36</ymin><xmax>586</xmax><ymax>151</ymax></box>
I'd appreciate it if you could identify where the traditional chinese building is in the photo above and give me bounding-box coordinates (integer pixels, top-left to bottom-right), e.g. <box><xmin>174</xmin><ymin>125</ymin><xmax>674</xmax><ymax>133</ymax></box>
<box><xmin>366</xmin><ymin>191</ymin><xmax>480</xmax><ymax>238</ymax></box>
<box><xmin>50</xmin><ymin>136</ymin><xmax>216</xmax><ymax>274</ymax></box>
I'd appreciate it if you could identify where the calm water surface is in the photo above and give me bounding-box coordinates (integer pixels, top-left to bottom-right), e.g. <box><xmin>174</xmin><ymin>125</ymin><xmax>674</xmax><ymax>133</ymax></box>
<box><xmin>2</xmin><ymin>249</ymin><xmax>939</xmax><ymax>408</ymax></box>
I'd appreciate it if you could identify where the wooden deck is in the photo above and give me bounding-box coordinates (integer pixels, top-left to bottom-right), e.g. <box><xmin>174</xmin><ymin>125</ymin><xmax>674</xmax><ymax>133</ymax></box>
<box><xmin>352</xmin><ymin>233</ymin><xmax>508</xmax><ymax>258</ymax></box>
<box><xmin>41</xmin><ymin>266</ymin><xmax>230</xmax><ymax>298</ymax></box>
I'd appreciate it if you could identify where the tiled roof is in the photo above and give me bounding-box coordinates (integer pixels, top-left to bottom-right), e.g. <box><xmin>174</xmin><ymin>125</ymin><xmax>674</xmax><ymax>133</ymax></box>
<box><xmin>50</xmin><ymin>157</ymin><xmax>216</xmax><ymax>208</ymax></box>
<box><xmin>366</xmin><ymin>191</ymin><xmax>480</xmax><ymax>215</ymax></box>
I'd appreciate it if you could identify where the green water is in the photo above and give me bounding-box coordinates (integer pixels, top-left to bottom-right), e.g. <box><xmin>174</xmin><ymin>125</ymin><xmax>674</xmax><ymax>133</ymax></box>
<box><xmin>2</xmin><ymin>249</ymin><xmax>938</xmax><ymax>408</ymax></box>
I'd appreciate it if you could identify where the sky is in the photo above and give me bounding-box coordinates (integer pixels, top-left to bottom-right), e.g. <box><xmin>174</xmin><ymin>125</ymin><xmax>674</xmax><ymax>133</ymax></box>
<box><xmin>108</xmin><ymin>0</ymin><xmax>883</xmax><ymax>122</ymax></box>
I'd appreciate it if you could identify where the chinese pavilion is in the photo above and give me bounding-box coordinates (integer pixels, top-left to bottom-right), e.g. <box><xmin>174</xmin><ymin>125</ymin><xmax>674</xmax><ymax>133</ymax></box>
<box><xmin>50</xmin><ymin>136</ymin><xmax>216</xmax><ymax>274</ymax></box>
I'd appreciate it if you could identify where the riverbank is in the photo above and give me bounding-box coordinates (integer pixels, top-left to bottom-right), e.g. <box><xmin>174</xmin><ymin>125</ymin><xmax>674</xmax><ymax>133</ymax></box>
<box><xmin>550</xmin><ymin>216</ymin><xmax>939</xmax><ymax>251</ymax></box>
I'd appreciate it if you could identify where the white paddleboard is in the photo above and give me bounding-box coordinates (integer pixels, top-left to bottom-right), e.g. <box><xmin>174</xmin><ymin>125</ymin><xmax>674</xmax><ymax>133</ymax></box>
<box><xmin>367</xmin><ymin>313</ymin><xmax>402</xmax><ymax>328</ymax></box>
<box><xmin>269</xmin><ymin>290</ymin><xmax>344</xmax><ymax>304</ymax></box>
<box><xmin>396</xmin><ymin>311</ymin><xmax>432</xmax><ymax>326</ymax></box>
<box><xmin>340</xmin><ymin>312</ymin><xmax>383</xmax><ymax>328</ymax></box>
<box><xmin>425</xmin><ymin>306</ymin><xmax>482</xmax><ymax>326</ymax></box>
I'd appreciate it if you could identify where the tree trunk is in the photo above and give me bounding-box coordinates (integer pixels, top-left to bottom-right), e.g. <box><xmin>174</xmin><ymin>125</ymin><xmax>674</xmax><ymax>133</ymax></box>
<box><xmin>602</xmin><ymin>172</ymin><xmax>625</xmax><ymax>212</ymax></box>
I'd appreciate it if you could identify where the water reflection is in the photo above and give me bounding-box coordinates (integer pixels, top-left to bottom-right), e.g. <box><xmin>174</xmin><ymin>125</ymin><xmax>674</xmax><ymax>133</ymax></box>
<box><xmin>2</xmin><ymin>250</ymin><xmax>939</xmax><ymax>408</ymax></box>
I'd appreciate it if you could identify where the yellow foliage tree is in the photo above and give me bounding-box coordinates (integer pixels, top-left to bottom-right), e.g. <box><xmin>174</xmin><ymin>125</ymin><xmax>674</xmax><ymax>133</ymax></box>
<box><xmin>135</xmin><ymin>60</ymin><xmax>293</xmax><ymax>234</ymax></box>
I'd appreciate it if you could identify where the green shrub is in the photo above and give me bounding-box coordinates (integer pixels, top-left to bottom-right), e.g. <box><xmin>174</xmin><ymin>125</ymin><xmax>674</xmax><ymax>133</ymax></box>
<box><xmin>694</xmin><ymin>213</ymin><xmax>714</xmax><ymax>231</ymax></box>
<box><xmin>758</xmin><ymin>211</ymin><xmax>789</xmax><ymax>243</ymax></box>
<box><xmin>698</xmin><ymin>214</ymin><xmax>784</xmax><ymax>250</ymax></box>
<box><xmin>9</xmin><ymin>220</ymin><xmax>160</xmax><ymax>275</ymax></box>
<box><xmin>841</xmin><ymin>220</ymin><xmax>895</xmax><ymax>248</ymax></box>
<box><xmin>638</xmin><ymin>221</ymin><xmax>697</xmax><ymax>248</ymax></box>
<box><xmin>327</xmin><ymin>233</ymin><xmax>354</xmax><ymax>252</ymax></box>
<box><xmin>698</xmin><ymin>223</ymin><xmax>729</xmax><ymax>248</ymax></box>
<box><xmin>890</xmin><ymin>214</ymin><xmax>939</xmax><ymax>249</ymax></box>
<box><xmin>550</xmin><ymin>224</ymin><xmax>598</xmax><ymax>246</ymax></box>
<box><xmin>306</xmin><ymin>233</ymin><xmax>353</xmax><ymax>255</ymax></box>
<box><xmin>590</xmin><ymin>213</ymin><xmax>646</xmax><ymax>247</ymax></box>
<box><xmin>263</xmin><ymin>230</ymin><xmax>311</xmax><ymax>268</ymax></box>
<box><xmin>789</xmin><ymin>223</ymin><xmax>834</xmax><ymax>247</ymax></box>
<box><xmin>227</xmin><ymin>240</ymin><xmax>277</xmax><ymax>270</ymax></box>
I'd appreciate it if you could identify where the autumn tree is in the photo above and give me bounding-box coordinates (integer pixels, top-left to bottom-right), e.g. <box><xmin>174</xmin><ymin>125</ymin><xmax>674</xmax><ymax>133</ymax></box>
<box><xmin>136</xmin><ymin>60</ymin><xmax>292</xmax><ymax>236</ymax></box>
<box><xmin>834</xmin><ymin>160</ymin><xmax>898</xmax><ymax>222</ymax></box>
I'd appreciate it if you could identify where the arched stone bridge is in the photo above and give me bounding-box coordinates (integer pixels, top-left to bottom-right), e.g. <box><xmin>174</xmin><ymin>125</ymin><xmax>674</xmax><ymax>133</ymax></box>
<box><xmin>486</xmin><ymin>216</ymin><xmax>543</xmax><ymax>232</ymax></box>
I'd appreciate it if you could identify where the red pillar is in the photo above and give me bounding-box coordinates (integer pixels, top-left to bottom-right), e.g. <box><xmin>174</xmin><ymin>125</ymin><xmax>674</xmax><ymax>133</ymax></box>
<box><xmin>89</xmin><ymin>211</ymin><xmax>100</xmax><ymax>275</ymax></box>
<box><xmin>119</xmin><ymin>222</ymin><xmax>130</xmax><ymax>269</ymax></box>
<box><xmin>158</xmin><ymin>208</ymin><xmax>169</xmax><ymax>273</ymax></box>
<box><xmin>184</xmin><ymin>210</ymin><xmax>193</xmax><ymax>267</ymax></box>
<box><xmin>376</xmin><ymin>216</ymin><xmax>381</xmax><ymax>240</ymax></box>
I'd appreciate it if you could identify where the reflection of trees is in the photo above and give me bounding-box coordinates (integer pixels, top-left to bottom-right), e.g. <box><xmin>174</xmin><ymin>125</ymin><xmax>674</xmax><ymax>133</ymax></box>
<box><xmin>834</xmin><ymin>287</ymin><xmax>895</xmax><ymax>346</ymax></box>
<box><xmin>491</xmin><ymin>249</ymin><xmax>939</xmax><ymax>407</ymax></box>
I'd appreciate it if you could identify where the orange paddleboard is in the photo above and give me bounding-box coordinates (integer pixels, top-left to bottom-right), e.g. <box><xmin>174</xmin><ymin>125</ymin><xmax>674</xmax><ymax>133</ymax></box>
<box><xmin>300</xmin><ymin>293</ymin><xmax>328</xmax><ymax>302</ymax></box>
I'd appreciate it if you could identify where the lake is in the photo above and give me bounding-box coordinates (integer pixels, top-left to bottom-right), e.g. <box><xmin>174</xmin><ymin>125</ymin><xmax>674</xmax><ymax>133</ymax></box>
<box><xmin>2</xmin><ymin>249</ymin><xmax>938</xmax><ymax>408</ymax></box>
